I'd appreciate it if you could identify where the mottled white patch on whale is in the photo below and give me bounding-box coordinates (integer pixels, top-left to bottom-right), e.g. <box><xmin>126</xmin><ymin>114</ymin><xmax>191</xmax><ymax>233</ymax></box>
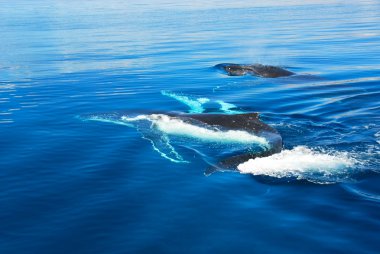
<box><xmin>122</xmin><ymin>114</ymin><xmax>270</xmax><ymax>148</ymax></box>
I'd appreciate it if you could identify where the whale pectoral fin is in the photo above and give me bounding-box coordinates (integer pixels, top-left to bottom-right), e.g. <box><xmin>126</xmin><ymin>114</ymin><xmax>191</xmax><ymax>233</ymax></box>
<box><xmin>161</xmin><ymin>90</ymin><xmax>209</xmax><ymax>113</ymax></box>
<box><xmin>215</xmin><ymin>100</ymin><xmax>244</xmax><ymax>114</ymax></box>
<box><xmin>139</xmin><ymin>129</ymin><xmax>188</xmax><ymax>163</ymax></box>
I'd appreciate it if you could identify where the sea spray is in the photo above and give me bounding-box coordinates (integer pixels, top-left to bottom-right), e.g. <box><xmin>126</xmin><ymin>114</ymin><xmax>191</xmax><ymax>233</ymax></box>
<box><xmin>238</xmin><ymin>146</ymin><xmax>357</xmax><ymax>183</ymax></box>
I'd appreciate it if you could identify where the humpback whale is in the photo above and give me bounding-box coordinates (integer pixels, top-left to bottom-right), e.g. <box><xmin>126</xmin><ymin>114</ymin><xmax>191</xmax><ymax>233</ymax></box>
<box><xmin>83</xmin><ymin>111</ymin><xmax>283</xmax><ymax>171</ymax></box>
<box><xmin>81</xmin><ymin>92</ymin><xmax>282</xmax><ymax>173</ymax></box>
<box><xmin>215</xmin><ymin>63</ymin><xmax>294</xmax><ymax>78</ymax></box>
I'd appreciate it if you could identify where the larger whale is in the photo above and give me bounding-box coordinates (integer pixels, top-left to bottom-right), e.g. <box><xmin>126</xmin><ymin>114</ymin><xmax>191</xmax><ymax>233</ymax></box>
<box><xmin>82</xmin><ymin>91</ymin><xmax>283</xmax><ymax>173</ymax></box>
<box><xmin>83</xmin><ymin>111</ymin><xmax>283</xmax><ymax>171</ymax></box>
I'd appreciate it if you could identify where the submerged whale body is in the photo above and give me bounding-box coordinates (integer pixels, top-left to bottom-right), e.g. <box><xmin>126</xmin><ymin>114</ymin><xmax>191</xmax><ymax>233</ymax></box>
<box><xmin>83</xmin><ymin>112</ymin><xmax>283</xmax><ymax>170</ymax></box>
<box><xmin>167</xmin><ymin>112</ymin><xmax>283</xmax><ymax>172</ymax></box>
<box><xmin>215</xmin><ymin>63</ymin><xmax>294</xmax><ymax>78</ymax></box>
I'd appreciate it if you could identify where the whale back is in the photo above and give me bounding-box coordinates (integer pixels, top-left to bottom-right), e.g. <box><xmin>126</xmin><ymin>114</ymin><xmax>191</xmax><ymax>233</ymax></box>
<box><xmin>248</xmin><ymin>64</ymin><xmax>294</xmax><ymax>78</ymax></box>
<box><xmin>215</xmin><ymin>63</ymin><xmax>294</xmax><ymax>78</ymax></box>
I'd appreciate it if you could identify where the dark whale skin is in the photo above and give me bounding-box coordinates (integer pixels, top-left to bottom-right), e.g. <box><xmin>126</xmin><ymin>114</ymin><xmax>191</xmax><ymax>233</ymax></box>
<box><xmin>215</xmin><ymin>63</ymin><xmax>294</xmax><ymax>78</ymax></box>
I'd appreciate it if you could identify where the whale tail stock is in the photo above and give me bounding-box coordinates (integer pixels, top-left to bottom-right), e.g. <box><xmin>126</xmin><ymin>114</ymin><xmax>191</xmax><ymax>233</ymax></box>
<box><xmin>204</xmin><ymin>131</ymin><xmax>283</xmax><ymax>176</ymax></box>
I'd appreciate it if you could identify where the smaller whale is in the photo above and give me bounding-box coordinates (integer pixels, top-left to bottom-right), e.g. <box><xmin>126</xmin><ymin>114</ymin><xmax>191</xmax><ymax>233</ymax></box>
<box><xmin>215</xmin><ymin>63</ymin><xmax>294</xmax><ymax>78</ymax></box>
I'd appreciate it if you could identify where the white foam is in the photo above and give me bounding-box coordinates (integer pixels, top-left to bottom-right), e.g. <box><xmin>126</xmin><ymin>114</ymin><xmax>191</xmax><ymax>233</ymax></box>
<box><xmin>121</xmin><ymin>114</ymin><xmax>270</xmax><ymax>148</ymax></box>
<box><xmin>238</xmin><ymin>146</ymin><xmax>357</xmax><ymax>181</ymax></box>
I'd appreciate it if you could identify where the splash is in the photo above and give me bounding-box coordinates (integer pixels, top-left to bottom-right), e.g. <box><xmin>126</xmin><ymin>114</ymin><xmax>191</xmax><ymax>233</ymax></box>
<box><xmin>237</xmin><ymin>146</ymin><xmax>358</xmax><ymax>183</ymax></box>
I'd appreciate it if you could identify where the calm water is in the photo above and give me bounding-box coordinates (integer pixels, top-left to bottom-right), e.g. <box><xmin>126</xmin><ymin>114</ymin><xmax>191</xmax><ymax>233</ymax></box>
<box><xmin>1</xmin><ymin>1</ymin><xmax>380</xmax><ymax>253</ymax></box>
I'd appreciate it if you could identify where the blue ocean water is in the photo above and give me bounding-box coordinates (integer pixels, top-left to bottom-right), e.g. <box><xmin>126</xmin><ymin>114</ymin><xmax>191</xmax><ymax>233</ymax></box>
<box><xmin>1</xmin><ymin>0</ymin><xmax>380</xmax><ymax>253</ymax></box>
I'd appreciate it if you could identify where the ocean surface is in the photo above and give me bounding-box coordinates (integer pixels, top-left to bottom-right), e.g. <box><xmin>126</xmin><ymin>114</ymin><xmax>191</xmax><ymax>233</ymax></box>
<box><xmin>1</xmin><ymin>1</ymin><xmax>380</xmax><ymax>253</ymax></box>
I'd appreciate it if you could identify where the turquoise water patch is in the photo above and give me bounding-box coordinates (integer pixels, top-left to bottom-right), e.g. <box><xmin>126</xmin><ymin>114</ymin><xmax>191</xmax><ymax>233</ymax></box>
<box><xmin>161</xmin><ymin>90</ymin><xmax>209</xmax><ymax>113</ymax></box>
<box><xmin>161</xmin><ymin>90</ymin><xmax>243</xmax><ymax>114</ymax></box>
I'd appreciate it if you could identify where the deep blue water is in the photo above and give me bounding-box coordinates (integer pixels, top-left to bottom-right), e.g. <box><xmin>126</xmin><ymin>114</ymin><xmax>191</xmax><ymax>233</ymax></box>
<box><xmin>1</xmin><ymin>1</ymin><xmax>380</xmax><ymax>253</ymax></box>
